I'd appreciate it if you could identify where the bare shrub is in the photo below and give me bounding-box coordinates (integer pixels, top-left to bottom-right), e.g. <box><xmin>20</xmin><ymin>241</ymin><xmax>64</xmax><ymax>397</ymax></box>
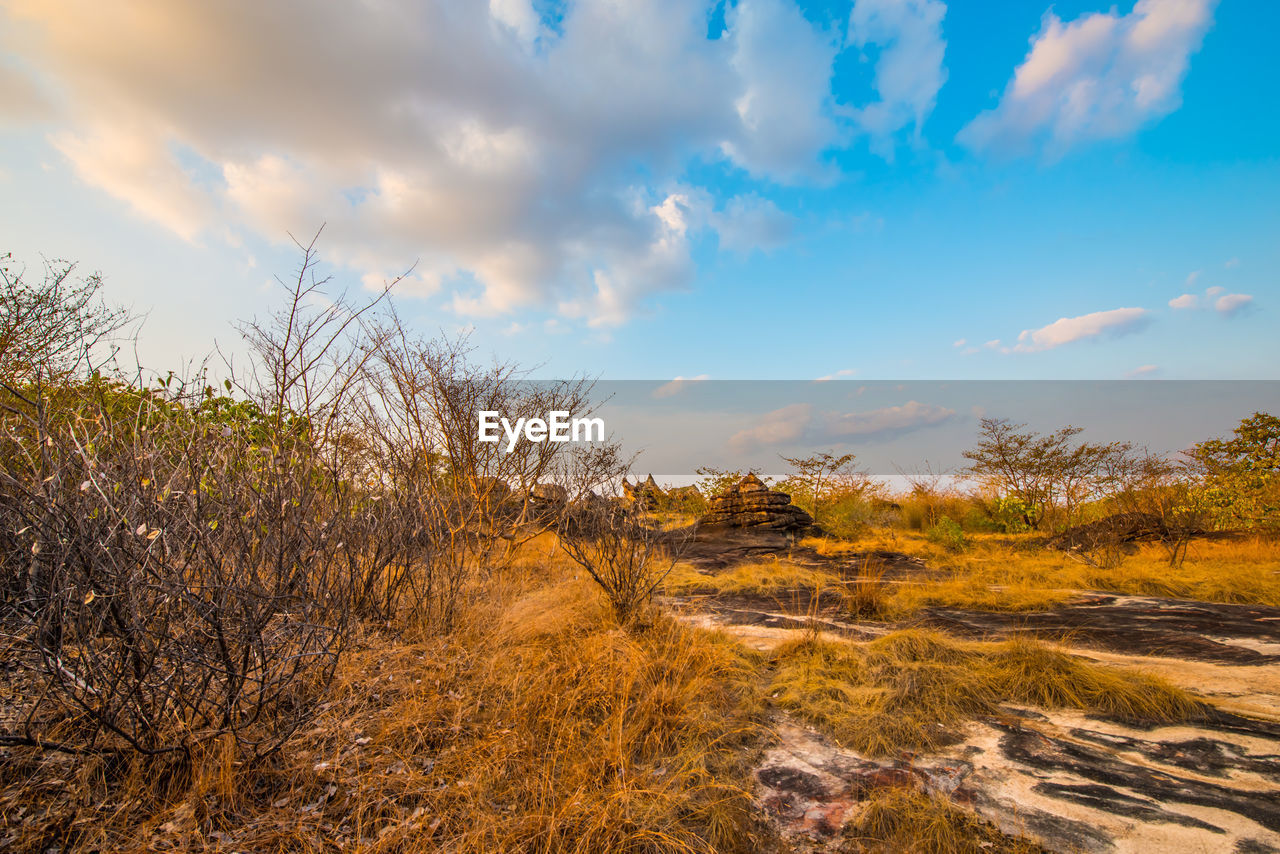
<box><xmin>358</xmin><ymin>315</ymin><xmax>610</xmax><ymax>628</ymax></box>
<box><xmin>0</xmin><ymin>253</ymin><xmax>129</xmax><ymax>384</ymax></box>
<box><xmin>0</xmin><ymin>235</ymin><xmax>390</xmax><ymax>759</ymax></box>
<box><xmin>0</xmin><ymin>375</ymin><xmax>344</xmax><ymax>759</ymax></box>
<box><xmin>1112</xmin><ymin>452</ymin><xmax>1211</xmax><ymax>567</ymax></box>
<box><xmin>557</xmin><ymin>503</ymin><xmax>689</xmax><ymax>623</ymax></box>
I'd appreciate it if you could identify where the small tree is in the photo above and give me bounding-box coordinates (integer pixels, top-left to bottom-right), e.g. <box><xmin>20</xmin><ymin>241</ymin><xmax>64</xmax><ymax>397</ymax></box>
<box><xmin>1189</xmin><ymin>411</ymin><xmax>1280</xmax><ymax>531</ymax></box>
<box><xmin>961</xmin><ymin>417</ymin><xmax>1132</xmax><ymax>531</ymax></box>
<box><xmin>778</xmin><ymin>451</ymin><xmax>857</xmax><ymax>527</ymax></box>
<box><xmin>695</xmin><ymin>465</ymin><xmax>768</xmax><ymax>499</ymax></box>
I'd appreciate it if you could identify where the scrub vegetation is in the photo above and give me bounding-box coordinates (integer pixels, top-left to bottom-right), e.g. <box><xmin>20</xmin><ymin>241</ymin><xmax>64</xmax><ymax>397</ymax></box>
<box><xmin>1</xmin><ymin>248</ymin><xmax>1276</xmax><ymax>852</ymax></box>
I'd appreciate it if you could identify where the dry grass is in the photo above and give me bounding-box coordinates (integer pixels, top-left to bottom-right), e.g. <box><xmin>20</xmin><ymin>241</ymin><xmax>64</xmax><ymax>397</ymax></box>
<box><xmin>804</xmin><ymin>531</ymin><xmax>1280</xmax><ymax>614</ymax></box>
<box><xmin>661</xmin><ymin>559</ymin><xmax>835</xmax><ymax>597</ymax></box>
<box><xmin>5</xmin><ymin>530</ymin><xmax>1269</xmax><ymax>853</ymax></box>
<box><xmin>800</xmin><ymin>537</ymin><xmax>866</xmax><ymax>557</ymax></box>
<box><xmin>1</xmin><ymin>551</ymin><xmax>773</xmax><ymax>854</ymax></box>
<box><xmin>769</xmin><ymin>629</ymin><xmax>1199</xmax><ymax>757</ymax></box>
<box><xmin>842</xmin><ymin>786</ymin><xmax>1044</xmax><ymax>853</ymax></box>
<box><xmin>1080</xmin><ymin>536</ymin><xmax>1280</xmax><ymax>603</ymax></box>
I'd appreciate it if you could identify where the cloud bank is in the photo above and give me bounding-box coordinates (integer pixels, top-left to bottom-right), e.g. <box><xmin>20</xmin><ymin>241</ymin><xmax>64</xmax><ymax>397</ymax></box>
<box><xmin>2</xmin><ymin>0</ymin><xmax>852</xmax><ymax>326</ymax></box>
<box><xmin>729</xmin><ymin>400</ymin><xmax>954</xmax><ymax>451</ymax></box>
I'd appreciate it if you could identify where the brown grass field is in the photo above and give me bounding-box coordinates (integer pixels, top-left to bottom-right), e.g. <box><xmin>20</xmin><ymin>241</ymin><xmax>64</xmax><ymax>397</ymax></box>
<box><xmin>4</xmin><ymin>529</ymin><xmax>1279</xmax><ymax>852</ymax></box>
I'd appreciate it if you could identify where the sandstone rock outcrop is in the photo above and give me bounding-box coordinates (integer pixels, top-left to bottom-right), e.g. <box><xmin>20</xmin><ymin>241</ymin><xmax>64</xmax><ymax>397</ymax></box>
<box><xmin>529</xmin><ymin>482</ymin><xmax>568</xmax><ymax>505</ymax></box>
<box><xmin>622</xmin><ymin>474</ymin><xmax>666</xmax><ymax>509</ymax></box>
<box><xmin>699</xmin><ymin>474</ymin><xmax>813</xmax><ymax>532</ymax></box>
<box><xmin>1047</xmin><ymin>511</ymin><xmax>1171</xmax><ymax>552</ymax></box>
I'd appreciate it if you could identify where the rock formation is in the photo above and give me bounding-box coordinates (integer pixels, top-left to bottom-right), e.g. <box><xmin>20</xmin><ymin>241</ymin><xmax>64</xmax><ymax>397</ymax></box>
<box><xmin>1047</xmin><ymin>511</ymin><xmax>1170</xmax><ymax>552</ymax></box>
<box><xmin>529</xmin><ymin>482</ymin><xmax>568</xmax><ymax>505</ymax></box>
<box><xmin>699</xmin><ymin>473</ymin><xmax>813</xmax><ymax>532</ymax></box>
<box><xmin>622</xmin><ymin>474</ymin><xmax>666</xmax><ymax>509</ymax></box>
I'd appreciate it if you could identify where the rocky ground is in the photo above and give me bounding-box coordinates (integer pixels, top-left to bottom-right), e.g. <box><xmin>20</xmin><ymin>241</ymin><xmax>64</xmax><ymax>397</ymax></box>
<box><xmin>664</xmin><ymin>531</ymin><xmax>1280</xmax><ymax>853</ymax></box>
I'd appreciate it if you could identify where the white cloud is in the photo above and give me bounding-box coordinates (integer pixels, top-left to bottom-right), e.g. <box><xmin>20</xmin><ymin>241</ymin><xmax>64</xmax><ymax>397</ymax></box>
<box><xmin>1224</xmin><ymin>257</ymin><xmax>1239</xmax><ymax>268</ymax></box>
<box><xmin>952</xmin><ymin>338</ymin><xmax>966</xmax><ymax>348</ymax></box>
<box><xmin>51</xmin><ymin>123</ymin><xmax>215</xmax><ymax>242</ymax></box>
<box><xmin>1185</xmin><ymin>270</ymin><xmax>1200</xmax><ymax>286</ymax></box>
<box><xmin>4</xmin><ymin>0</ymin><xmax>848</xmax><ymax>326</ymax></box>
<box><xmin>1169</xmin><ymin>286</ymin><xmax>1254</xmax><ymax>317</ymax></box>
<box><xmin>488</xmin><ymin>0</ymin><xmax>541</xmax><ymax>46</ymax></box>
<box><xmin>1126</xmin><ymin>364</ymin><xmax>1159</xmax><ymax>377</ymax></box>
<box><xmin>711</xmin><ymin>193</ymin><xmax>794</xmax><ymax>253</ymax></box>
<box><xmin>1215</xmin><ymin>293</ymin><xmax>1253</xmax><ymax>316</ymax></box>
<box><xmin>845</xmin><ymin>0</ymin><xmax>948</xmax><ymax>157</ymax></box>
<box><xmin>958</xmin><ymin>0</ymin><xmax>1217</xmax><ymax>156</ymax></box>
<box><xmin>1012</xmin><ymin>306</ymin><xmax>1150</xmax><ymax>352</ymax></box>
<box><xmin>652</xmin><ymin>374</ymin><xmax>710</xmax><ymax>399</ymax></box>
<box><xmin>821</xmin><ymin>400</ymin><xmax>954</xmax><ymax>439</ymax></box>
<box><xmin>723</xmin><ymin>0</ymin><xmax>841</xmax><ymax>181</ymax></box>
<box><xmin>728</xmin><ymin>400</ymin><xmax>954</xmax><ymax>451</ymax></box>
<box><xmin>814</xmin><ymin>368</ymin><xmax>856</xmax><ymax>382</ymax></box>
<box><xmin>729</xmin><ymin>402</ymin><xmax>813</xmax><ymax>452</ymax></box>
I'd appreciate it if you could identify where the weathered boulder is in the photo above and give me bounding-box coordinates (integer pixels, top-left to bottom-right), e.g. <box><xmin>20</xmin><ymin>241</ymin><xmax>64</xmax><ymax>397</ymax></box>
<box><xmin>473</xmin><ymin>476</ymin><xmax>511</xmax><ymax>501</ymax></box>
<box><xmin>1047</xmin><ymin>512</ymin><xmax>1170</xmax><ymax>552</ymax></box>
<box><xmin>529</xmin><ymin>482</ymin><xmax>568</xmax><ymax>505</ymax></box>
<box><xmin>699</xmin><ymin>474</ymin><xmax>813</xmax><ymax>532</ymax></box>
<box><xmin>516</xmin><ymin>482</ymin><xmax>569</xmax><ymax>523</ymax></box>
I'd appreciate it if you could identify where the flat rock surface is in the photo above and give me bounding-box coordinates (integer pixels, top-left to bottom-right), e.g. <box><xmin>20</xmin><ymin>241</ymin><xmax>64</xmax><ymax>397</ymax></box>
<box><xmin>664</xmin><ymin>554</ymin><xmax>1280</xmax><ymax>852</ymax></box>
<box><xmin>753</xmin><ymin>708</ymin><xmax>1280</xmax><ymax>853</ymax></box>
<box><xmin>920</xmin><ymin>595</ymin><xmax>1280</xmax><ymax>665</ymax></box>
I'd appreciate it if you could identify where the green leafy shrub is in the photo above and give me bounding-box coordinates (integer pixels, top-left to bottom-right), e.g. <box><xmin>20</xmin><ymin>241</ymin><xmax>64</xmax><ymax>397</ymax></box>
<box><xmin>926</xmin><ymin>516</ymin><xmax>967</xmax><ymax>552</ymax></box>
<box><xmin>988</xmin><ymin>496</ymin><xmax>1034</xmax><ymax>533</ymax></box>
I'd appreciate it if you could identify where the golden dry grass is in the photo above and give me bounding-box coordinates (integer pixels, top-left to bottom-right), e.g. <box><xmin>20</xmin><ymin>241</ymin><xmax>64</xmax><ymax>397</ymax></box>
<box><xmin>843</xmin><ymin>786</ymin><xmax>1044</xmax><ymax>853</ymax></box>
<box><xmin>787</xmin><ymin>532</ymin><xmax>1280</xmax><ymax>615</ymax></box>
<box><xmin>5</xmin><ymin>530</ymin><xmax>1270</xmax><ymax>853</ymax></box>
<box><xmin>661</xmin><ymin>559</ymin><xmax>835</xmax><ymax>597</ymax></box>
<box><xmin>769</xmin><ymin>629</ymin><xmax>1199</xmax><ymax>757</ymax></box>
<box><xmin>1</xmin><ymin>548</ymin><xmax>773</xmax><ymax>854</ymax></box>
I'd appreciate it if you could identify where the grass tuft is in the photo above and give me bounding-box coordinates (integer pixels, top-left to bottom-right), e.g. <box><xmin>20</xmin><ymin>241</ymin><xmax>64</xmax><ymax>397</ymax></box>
<box><xmin>770</xmin><ymin>630</ymin><xmax>1199</xmax><ymax>757</ymax></box>
<box><xmin>844</xmin><ymin>786</ymin><xmax>1044</xmax><ymax>853</ymax></box>
<box><xmin>661</xmin><ymin>560</ymin><xmax>834</xmax><ymax>597</ymax></box>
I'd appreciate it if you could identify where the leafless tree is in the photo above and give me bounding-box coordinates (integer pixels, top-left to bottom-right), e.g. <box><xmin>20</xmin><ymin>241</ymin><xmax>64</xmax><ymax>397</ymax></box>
<box><xmin>779</xmin><ymin>451</ymin><xmax>857</xmax><ymax>526</ymax></box>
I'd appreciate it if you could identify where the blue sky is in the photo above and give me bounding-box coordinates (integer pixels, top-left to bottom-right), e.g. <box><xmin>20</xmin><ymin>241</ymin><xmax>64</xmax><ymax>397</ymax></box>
<box><xmin>1</xmin><ymin>0</ymin><xmax>1276</xmax><ymax>382</ymax></box>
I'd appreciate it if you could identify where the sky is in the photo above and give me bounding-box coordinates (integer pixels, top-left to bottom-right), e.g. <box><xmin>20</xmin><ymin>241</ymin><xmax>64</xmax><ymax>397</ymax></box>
<box><xmin>1</xmin><ymin>0</ymin><xmax>1277</xmax><ymax>386</ymax></box>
